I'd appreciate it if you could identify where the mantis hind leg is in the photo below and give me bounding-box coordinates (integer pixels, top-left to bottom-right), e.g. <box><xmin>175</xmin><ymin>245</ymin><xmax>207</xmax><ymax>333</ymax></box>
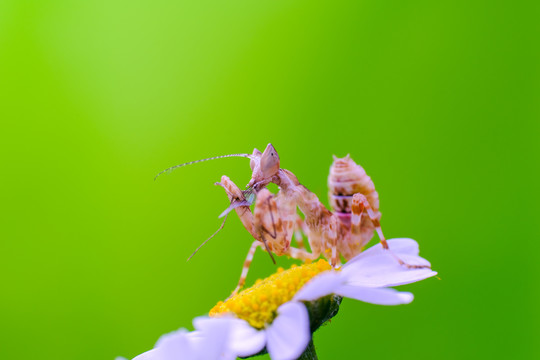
<box><xmin>352</xmin><ymin>193</ymin><xmax>431</xmax><ymax>269</ymax></box>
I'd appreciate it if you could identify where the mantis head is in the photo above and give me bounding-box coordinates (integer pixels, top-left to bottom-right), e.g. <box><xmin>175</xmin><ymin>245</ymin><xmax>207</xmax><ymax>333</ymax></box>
<box><xmin>248</xmin><ymin>143</ymin><xmax>280</xmax><ymax>191</ymax></box>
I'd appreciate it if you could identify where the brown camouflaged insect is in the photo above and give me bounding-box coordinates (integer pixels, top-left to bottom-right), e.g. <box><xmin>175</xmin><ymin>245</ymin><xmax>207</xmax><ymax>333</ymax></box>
<box><xmin>156</xmin><ymin>144</ymin><xmax>429</xmax><ymax>295</ymax></box>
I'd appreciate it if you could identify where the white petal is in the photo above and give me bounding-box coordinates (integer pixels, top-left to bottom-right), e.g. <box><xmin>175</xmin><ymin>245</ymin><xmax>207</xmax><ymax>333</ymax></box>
<box><xmin>155</xmin><ymin>328</ymin><xmax>190</xmax><ymax>348</ymax></box>
<box><xmin>345</xmin><ymin>238</ymin><xmax>421</xmax><ymax>266</ymax></box>
<box><xmin>192</xmin><ymin>316</ymin><xmax>238</xmax><ymax>360</ymax></box>
<box><xmin>293</xmin><ymin>271</ymin><xmax>342</xmax><ymax>301</ymax></box>
<box><xmin>132</xmin><ymin>349</ymin><xmax>158</xmax><ymax>360</ymax></box>
<box><xmin>193</xmin><ymin>316</ymin><xmax>231</xmax><ymax>334</ymax></box>
<box><xmin>343</xmin><ymin>252</ymin><xmax>437</xmax><ymax>287</ymax></box>
<box><xmin>335</xmin><ymin>285</ymin><xmax>414</xmax><ymax>305</ymax></box>
<box><xmin>156</xmin><ymin>329</ymin><xmax>195</xmax><ymax>360</ymax></box>
<box><xmin>194</xmin><ymin>316</ymin><xmax>265</xmax><ymax>358</ymax></box>
<box><xmin>225</xmin><ymin>318</ymin><xmax>266</xmax><ymax>357</ymax></box>
<box><xmin>135</xmin><ymin>329</ymin><xmax>195</xmax><ymax>360</ymax></box>
<box><xmin>266</xmin><ymin>302</ymin><xmax>311</xmax><ymax>360</ymax></box>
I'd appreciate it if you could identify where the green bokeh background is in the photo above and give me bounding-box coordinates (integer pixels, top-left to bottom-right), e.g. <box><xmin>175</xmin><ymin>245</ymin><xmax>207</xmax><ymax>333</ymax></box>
<box><xmin>1</xmin><ymin>1</ymin><xmax>538</xmax><ymax>359</ymax></box>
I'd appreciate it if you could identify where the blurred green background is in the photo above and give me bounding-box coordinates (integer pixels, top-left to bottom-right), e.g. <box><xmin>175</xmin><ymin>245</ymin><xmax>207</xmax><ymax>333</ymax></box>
<box><xmin>1</xmin><ymin>1</ymin><xmax>539</xmax><ymax>359</ymax></box>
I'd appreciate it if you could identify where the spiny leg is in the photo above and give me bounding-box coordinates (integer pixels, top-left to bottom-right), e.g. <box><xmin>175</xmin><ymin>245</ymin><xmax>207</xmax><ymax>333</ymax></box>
<box><xmin>293</xmin><ymin>214</ymin><xmax>307</xmax><ymax>251</ymax></box>
<box><xmin>351</xmin><ymin>193</ymin><xmax>385</xmax><ymax>247</ymax></box>
<box><xmin>254</xmin><ymin>188</ymin><xmax>293</xmax><ymax>257</ymax></box>
<box><xmin>317</xmin><ymin>214</ymin><xmax>339</xmax><ymax>267</ymax></box>
<box><xmin>352</xmin><ymin>193</ymin><xmax>431</xmax><ymax>270</ymax></box>
<box><xmin>258</xmin><ymin>192</ymin><xmax>319</xmax><ymax>261</ymax></box>
<box><xmin>350</xmin><ymin>195</ymin><xmax>369</xmax><ymax>254</ymax></box>
<box><xmin>231</xmin><ymin>188</ymin><xmax>320</xmax><ymax>296</ymax></box>
<box><xmin>288</xmin><ymin>246</ymin><xmax>320</xmax><ymax>263</ymax></box>
<box><xmin>216</xmin><ymin>176</ymin><xmax>260</xmax><ymax>241</ymax></box>
<box><xmin>231</xmin><ymin>189</ymin><xmax>288</xmax><ymax>295</ymax></box>
<box><xmin>327</xmin><ymin>215</ymin><xmax>340</xmax><ymax>267</ymax></box>
<box><xmin>256</xmin><ymin>189</ymin><xmax>319</xmax><ymax>261</ymax></box>
<box><xmin>230</xmin><ymin>240</ymin><xmax>262</xmax><ymax>297</ymax></box>
<box><xmin>230</xmin><ymin>239</ymin><xmax>317</xmax><ymax>298</ymax></box>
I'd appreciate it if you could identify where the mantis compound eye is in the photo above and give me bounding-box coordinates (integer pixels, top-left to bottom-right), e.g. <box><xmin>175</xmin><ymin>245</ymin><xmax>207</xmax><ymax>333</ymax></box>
<box><xmin>260</xmin><ymin>143</ymin><xmax>280</xmax><ymax>178</ymax></box>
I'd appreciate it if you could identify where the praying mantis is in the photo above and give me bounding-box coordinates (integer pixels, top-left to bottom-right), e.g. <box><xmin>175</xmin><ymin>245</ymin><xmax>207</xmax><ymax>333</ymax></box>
<box><xmin>156</xmin><ymin>144</ymin><xmax>430</xmax><ymax>295</ymax></box>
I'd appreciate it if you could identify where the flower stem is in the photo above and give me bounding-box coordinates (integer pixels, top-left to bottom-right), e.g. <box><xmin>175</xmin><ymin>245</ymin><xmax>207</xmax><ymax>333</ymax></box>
<box><xmin>297</xmin><ymin>339</ymin><xmax>318</xmax><ymax>360</ymax></box>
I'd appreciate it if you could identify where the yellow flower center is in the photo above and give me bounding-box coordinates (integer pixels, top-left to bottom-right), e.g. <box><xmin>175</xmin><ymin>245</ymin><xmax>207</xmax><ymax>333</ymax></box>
<box><xmin>209</xmin><ymin>259</ymin><xmax>332</xmax><ymax>329</ymax></box>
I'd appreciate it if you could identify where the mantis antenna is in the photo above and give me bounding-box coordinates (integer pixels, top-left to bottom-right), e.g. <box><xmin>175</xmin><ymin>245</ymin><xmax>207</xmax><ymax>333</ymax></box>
<box><xmin>186</xmin><ymin>207</ymin><xmax>275</xmax><ymax>265</ymax></box>
<box><xmin>187</xmin><ymin>213</ymin><xmax>229</xmax><ymax>261</ymax></box>
<box><xmin>154</xmin><ymin>153</ymin><xmax>253</xmax><ymax>181</ymax></box>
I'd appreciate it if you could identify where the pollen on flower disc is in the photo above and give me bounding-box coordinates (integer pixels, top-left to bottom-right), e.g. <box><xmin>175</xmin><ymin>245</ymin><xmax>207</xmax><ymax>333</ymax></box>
<box><xmin>209</xmin><ymin>259</ymin><xmax>332</xmax><ymax>329</ymax></box>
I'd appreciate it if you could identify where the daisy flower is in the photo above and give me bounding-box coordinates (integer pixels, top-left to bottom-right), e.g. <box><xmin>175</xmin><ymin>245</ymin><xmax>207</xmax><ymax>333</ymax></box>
<box><xmin>126</xmin><ymin>238</ymin><xmax>436</xmax><ymax>360</ymax></box>
<box><xmin>209</xmin><ymin>238</ymin><xmax>435</xmax><ymax>359</ymax></box>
